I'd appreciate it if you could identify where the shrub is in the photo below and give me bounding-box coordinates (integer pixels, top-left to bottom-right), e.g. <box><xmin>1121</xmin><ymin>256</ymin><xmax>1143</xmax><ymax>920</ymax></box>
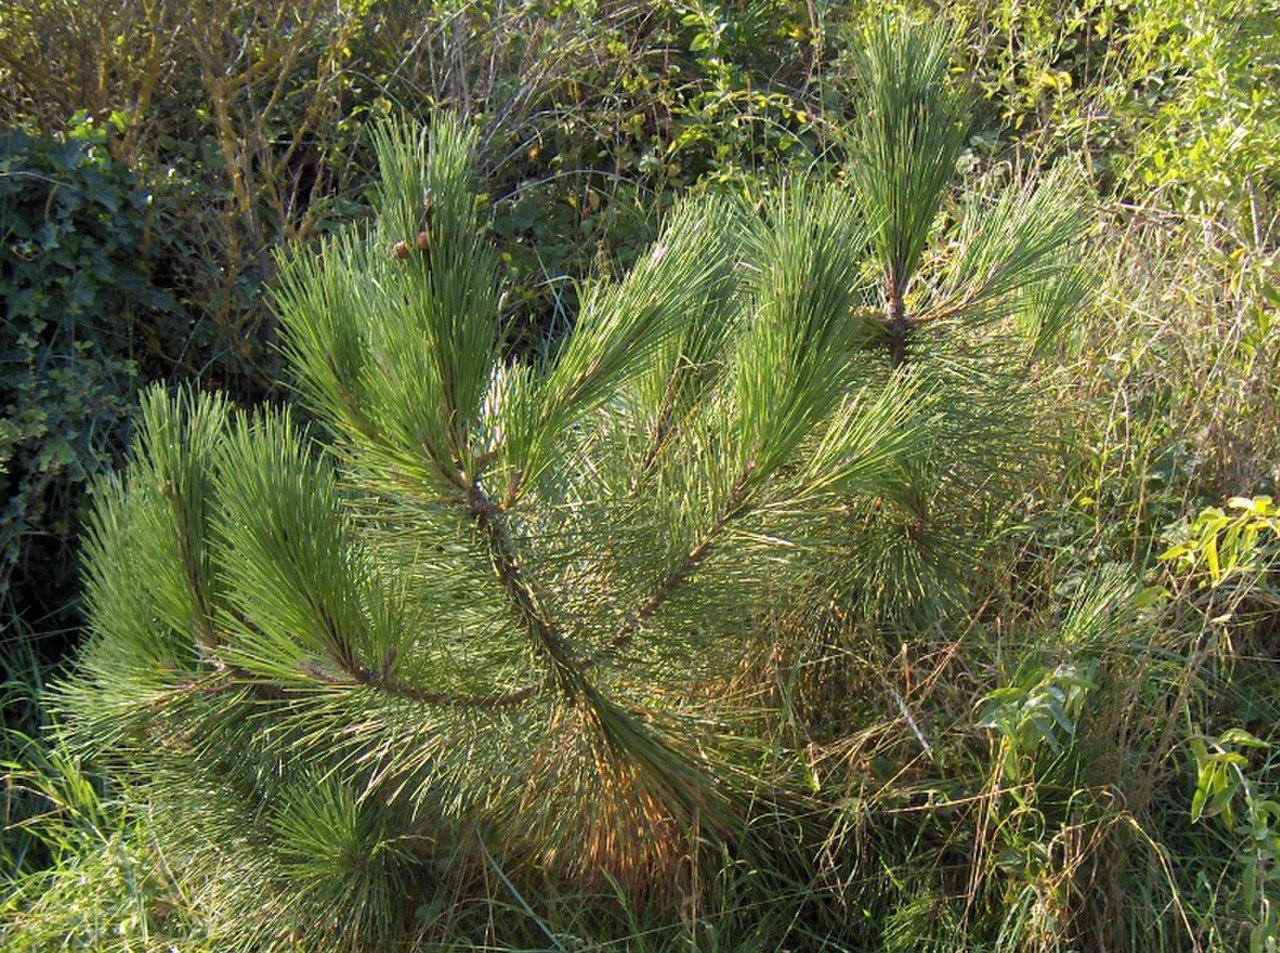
<box><xmin>49</xmin><ymin>17</ymin><xmax>1091</xmax><ymax>934</ymax></box>
<box><xmin>0</xmin><ymin>127</ymin><xmax>179</xmax><ymax>628</ymax></box>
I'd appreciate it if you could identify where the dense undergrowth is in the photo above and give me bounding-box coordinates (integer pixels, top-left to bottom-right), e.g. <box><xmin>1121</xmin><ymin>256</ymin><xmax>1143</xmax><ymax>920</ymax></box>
<box><xmin>2</xmin><ymin>1</ymin><xmax>1279</xmax><ymax>950</ymax></box>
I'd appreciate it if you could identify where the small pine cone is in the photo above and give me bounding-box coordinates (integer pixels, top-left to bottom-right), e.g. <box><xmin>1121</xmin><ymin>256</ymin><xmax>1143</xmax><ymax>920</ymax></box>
<box><xmin>416</xmin><ymin>230</ymin><xmax>430</xmax><ymax>250</ymax></box>
<box><xmin>392</xmin><ymin>240</ymin><xmax>410</xmax><ymax>260</ymax></box>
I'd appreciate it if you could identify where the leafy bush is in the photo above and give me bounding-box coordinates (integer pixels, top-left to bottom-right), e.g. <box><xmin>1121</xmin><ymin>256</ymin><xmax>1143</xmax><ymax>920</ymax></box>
<box><xmin>0</xmin><ymin>0</ymin><xmax>833</xmax><ymax>364</ymax></box>
<box><xmin>1121</xmin><ymin>0</ymin><xmax>1280</xmax><ymax>246</ymax></box>
<box><xmin>939</xmin><ymin>0</ymin><xmax>1280</xmax><ymax>247</ymax></box>
<box><xmin>0</xmin><ymin>127</ymin><xmax>179</xmax><ymax>627</ymax></box>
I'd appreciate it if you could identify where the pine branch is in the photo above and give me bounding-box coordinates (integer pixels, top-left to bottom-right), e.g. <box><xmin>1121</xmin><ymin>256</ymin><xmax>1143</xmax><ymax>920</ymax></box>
<box><xmin>603</xmin><ymin>461</ymin><xmax>757</xmax><ymax>661</ymax></box>
<box><xmin>636</xmin><ymin>376</ymin><xmax>684</xmax><ymax>479</ymax></box>
<box><xmin>299</xmin><ymin>660</ymin><xmax>538</xmax><ymax>710</ymax></box>
<box><xmin>886</xmin><ymin>275</ymin><xmax>913</xmax><ymax>367</ymax></box>
<box><xmin>466</xmin><ymin>473</ymin><xmax>585</xmax><ymax>696</ymax></box>
<box><xmin>629</xmin><ymin>361</ymin><xmax>722</xmax><ymax>495</ymax></box>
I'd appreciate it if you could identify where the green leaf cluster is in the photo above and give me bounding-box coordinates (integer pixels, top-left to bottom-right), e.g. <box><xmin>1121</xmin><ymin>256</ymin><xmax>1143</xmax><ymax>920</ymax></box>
<box><xmin>0</xmin><ymin>129</ymin><xmax>178</xmax><ymax>625</ymax></box>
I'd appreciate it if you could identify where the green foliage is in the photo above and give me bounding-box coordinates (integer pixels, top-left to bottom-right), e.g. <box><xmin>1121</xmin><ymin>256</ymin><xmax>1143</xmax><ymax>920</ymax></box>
<box><xmin>978</xmin><ymin>661</ymin><xmax>1095</xmax><ymax>775</ymax></box>
<box><xmin>1189</xmin><ymin>728</ymin><xmax>1280</xmax><ymax>953</ymax></box>
<box><xmin>1</xmin><ymin>734</ymin><xmax>214</xmax><ymax>952</ymax></box>
<box><xmin>0</xmin><ymin>127</ymin><xmax>178</xmax><ymax>623</ymax></box>
<box><xmin>1</xmin><ymin>625</ymin><xmax>55</xmax><ymax>875</ymax></box>
<box><xmin>1121</xmin><ymin>0</ymin><xmax>1280</xmax><ymax>246</ymax></box>
<box><xmin>1157</xmin><ymin>497</ymin><xmax>1280</xmax><ymax>950</ymax></box>
<box><xmin>1079</xmin><ymin>213</ymin><xmax>1279</xmax><ymax>536</ymax></box>
<box><xmin>940</xmin><ymin>0</ymin><xmax>1280</xmax><ymax>245</ymax></box>
<box><xmin>0</xmin><ymin>0</ymin><xmax>832</xmax><ymax>366</ymax></box>
<box><xmin>1161</xmin><ymin>495</ymin><xmax>1280</xmax><ymax>590</ymax></box>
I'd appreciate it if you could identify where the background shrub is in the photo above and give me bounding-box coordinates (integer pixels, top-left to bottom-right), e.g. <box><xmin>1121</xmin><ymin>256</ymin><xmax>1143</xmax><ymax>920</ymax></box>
<box><xmin>0</xmin><ymin>126</ymin><xmax>179</xmax><ymax>632</ymax></box>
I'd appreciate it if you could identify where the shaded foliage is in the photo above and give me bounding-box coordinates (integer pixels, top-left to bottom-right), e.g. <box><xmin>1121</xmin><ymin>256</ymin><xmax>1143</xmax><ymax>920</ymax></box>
<box><xmin>0</xmin><ymin>128</ymin><xmax>179</xmax><ymax>632</ymax></box>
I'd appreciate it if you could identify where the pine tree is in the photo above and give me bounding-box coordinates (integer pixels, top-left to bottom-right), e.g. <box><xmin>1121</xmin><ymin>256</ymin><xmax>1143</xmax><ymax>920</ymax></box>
<box><xmin>834</xmin><ymin>16</ymin><xmax>1092</xmax><ymax>626</ymax></box>
<box><xmin>57</xmin><ymin>20</ymin><xmax>1089</xmax><ymax>949</ymax></box>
